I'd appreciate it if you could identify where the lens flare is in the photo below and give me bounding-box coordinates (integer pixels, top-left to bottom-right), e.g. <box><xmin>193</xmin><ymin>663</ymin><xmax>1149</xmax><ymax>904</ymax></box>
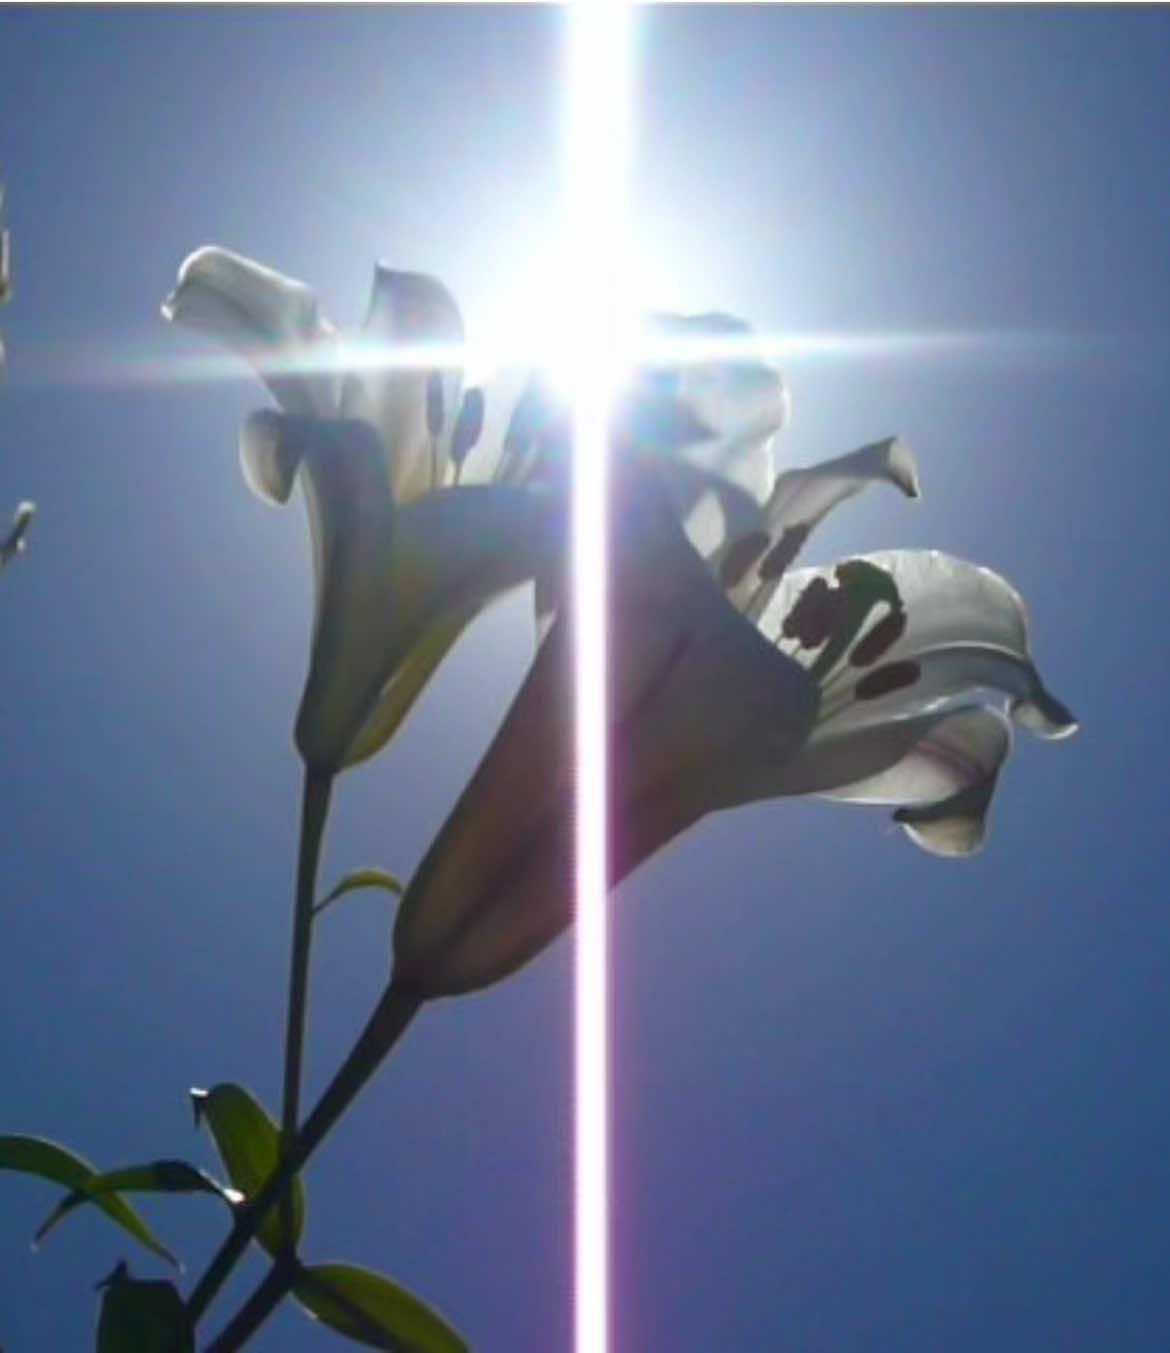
<box><xmin>564</xmin><ymin>5</ymin><xmax>634</xmax><ymax>1353</ymax></box>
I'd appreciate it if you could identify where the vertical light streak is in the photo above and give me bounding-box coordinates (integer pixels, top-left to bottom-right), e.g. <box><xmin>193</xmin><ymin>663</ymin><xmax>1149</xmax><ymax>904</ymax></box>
<box><xmin>564</xmin><ymin>6</ymin><xmax>632</xmax><ymax>1353</ymax></box>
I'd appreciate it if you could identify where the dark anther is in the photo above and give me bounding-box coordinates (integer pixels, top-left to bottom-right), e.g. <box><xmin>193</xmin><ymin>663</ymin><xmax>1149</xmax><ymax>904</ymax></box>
<box><xmin>781</xmin><ymin>575</ymin><xmax>841</xmax><ymax>649</ymax></box>
<box><xmin>425</xmin><ymin>370</ymin><xmax>444</xmax><ymax>439</ymax></box>
<box><xmin>450</xmin><ymin>387</ymin><xmax>485</xmax><ymax>468</ymax></box>
<box><xmin>849</xmin><ymin>607</ymin><xmax>907</xmax><ymax>667</ymax></box>
<box><xmin>854</xmin><ymin>660</ymin><xmax>920</xmax><ymax>699</ymax></box>
<box><xmin>719</xmin><ymin>530</ymin><xmax>771</xmax><ymax>589</ymax></box>
<box><xmin>758</xmin><ymin>524</ymin><xmax>811</xmax><ymax>581</ymax></box>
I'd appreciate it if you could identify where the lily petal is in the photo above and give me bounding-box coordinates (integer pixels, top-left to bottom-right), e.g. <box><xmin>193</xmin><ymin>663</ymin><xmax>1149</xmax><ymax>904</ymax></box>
<box><xmin>235</xmin><ymin>411</ymin><xmax>558</xmax><ymax>770</ymax></box>
<box><xmin>239</xmin><ymin>409</ymin><xmax>303</xmax><ymax>505</ymax></box>
<box><xmin>765</xmin><ymin>550</ymin><xmax>1078</xmax><ymax>739</ymax></box>
<box><xmin>340</xmin><ymin>265</ymin><xmax>464</xmax><ymax>503</ymax></box>
<box><xmin>392</xmin><ymin>481</ymin><xmax>816</xmax><ymax>996</ymax></box>
<box><xmin>162</xmin><ymin>246</ymin><xmax>337</xmax><ymax>416</ymax></box>
<box><xmin>642</xmin><ymin>312</ymin><xmax>789</xmax><ymax>496</ymax></box>
<box><xmin>894</xmin><ymin>781</ymin><xmax>1001</xmax><ymax>857</ymax></box>
<box><xmin>637</xmin><ymin>313</ymin><xmax>789</xmax><ymax>558</ymax></box>
<box><xmin>674</xmin><ymin>704</ymin><xmax>1011</xmax><ymax>856</ymax></box>
<box><xmin>341</xmin><ymin>482</ymin><xmax>562</xmax><ymax>766</ymax></box>
<box><xmin>818</xmin><ymin>706</ymin><xmax>1011</xmax><ymax>810</ymax></box>
<box><xmin>815</xmin><ymin>706</ymin><xmax>1010</xmax><ymax>856</ymax></box>
<box><xmin>250</xmin><ymin>415</ymin><xmax>398</xmax><ymax>771</ymax></box>
<box><xmin>722</xmin><ymin>437</ymin><xmax>920</xmax><ymax>616</ymax></box>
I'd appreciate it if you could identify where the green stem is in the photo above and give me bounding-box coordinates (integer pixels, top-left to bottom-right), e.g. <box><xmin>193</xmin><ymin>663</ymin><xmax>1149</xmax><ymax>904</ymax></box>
<box><xmin>202</xmin><ymin>1256</ymin><xmax>296</xmax><ymax>1353</ymax></box>
<box><xmin>278</xmin><ymin>769</ymin><xmax>333</xmax><ymax>1234</ymax></box>
<box><xmin>292</xmin><ymin>979</ymin><xmax>422</xmax><ymax>1166</ymax></box>
<box><xmin>185</xmin><ymin>769</ymin><xmax>333</xmax><ymax>1327</ymax></box>
<box><xmin>185</xmin><ymin>981</ymin><xmax>422</xmax><ymax>1325</ymax></box>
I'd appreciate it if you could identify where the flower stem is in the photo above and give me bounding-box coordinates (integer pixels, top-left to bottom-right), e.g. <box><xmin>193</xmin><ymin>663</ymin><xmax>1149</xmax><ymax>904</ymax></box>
<box><xmin>185</xmin><ymin>982</ymin><xmax>421</xmax><ymax>1326</ymax></box>
<box><xmin>185</xmin><ymin>769</ymin><xmax>333</xmax><ymax>1327</ymax></box>
<box><xmin>278</xmin><ymin>769</ymin><xmax>333</xmax><ymax>1233</ymax></box>
<box><xmin>291</xmin><ymin>979</ymin><xmax>422</xmax><ymax>1165</ymax></box>
<box><xmin>202</xmin><ymin>1256</ymin><xmax>296</xmax><ymax>1353</ymax></box>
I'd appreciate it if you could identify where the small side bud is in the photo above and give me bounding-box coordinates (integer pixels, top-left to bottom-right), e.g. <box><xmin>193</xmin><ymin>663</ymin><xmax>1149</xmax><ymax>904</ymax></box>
<box><xmin>0</xmin><ymin>499</ymin><xmax>34</xmax><ymax>568</ymax></box>
<box><xmin>0</xmin><ymin>227</ymin><xmax>10</xmax><ymax>303</ymax></box>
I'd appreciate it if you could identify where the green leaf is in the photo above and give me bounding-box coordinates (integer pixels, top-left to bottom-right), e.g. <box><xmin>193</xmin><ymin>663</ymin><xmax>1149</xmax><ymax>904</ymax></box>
<box><xmin>36</xmin><ymin>1159</ymin><xmax>238</xmax><ymax>1248</ymax></box>
<box><xmin>295</xmin><ymin>1262</ymin><xmax>467</xmax><ymax>1353</ymax></box>
<box><xmin>314</xmin><ymin>868</ymin><xmax>404</xmax><ymax>918</ymax></box>
<box><xmin>95</xmin><ymin>1265</ymin><xmax>193</xmax><ymax>1353</ymax></box>
<box><xmin>190</xmin><ymin>1084</ymin><xmax>304</xmax><ymax>1256</ymax></box>
<box><xmin>0</xmin><ymin>1134</ymin><xmax>176</xmax><ymax>1266</ymax></box>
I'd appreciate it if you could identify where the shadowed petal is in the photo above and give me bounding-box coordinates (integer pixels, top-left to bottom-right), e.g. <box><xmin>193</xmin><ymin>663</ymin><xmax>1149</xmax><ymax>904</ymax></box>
<box><xmin>239</xmin><ymin>409</ymin><xmax>305</xmax><ymax>505</ymax></box>
<box><xmin>817</xmin><ymin>706</ymin><xmax>1011</xmax><ymax>810</ymax></box>
<box><xmin>700</xmin><ymin>706</ymin><xmax>1012</xmax><ymax>856</ymax></box>
<box><xmin>814</xmin><ymin>706</ymin><xmax>1010</xmax><ymax>855</ymax></box>
<box><xmin>391</xmin><ymin>482</ymin><xmax>816</xmax><ymax>996</ymax></box>
<box><xmin>894</xmin><ymin>781</ymin><xmax>1001</xmax><ymax>857</ymax></box>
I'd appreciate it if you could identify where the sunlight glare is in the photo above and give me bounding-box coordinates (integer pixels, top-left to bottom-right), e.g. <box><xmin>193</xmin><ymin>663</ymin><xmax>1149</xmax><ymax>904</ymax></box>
<box><xmin>564</xmin><ymin>6</ymin><xmax>633</xmax><ymax>1353</ymax></box>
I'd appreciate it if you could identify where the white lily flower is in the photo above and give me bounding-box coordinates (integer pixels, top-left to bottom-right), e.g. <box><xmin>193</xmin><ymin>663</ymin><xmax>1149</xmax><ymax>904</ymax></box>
<box><xmin>390</xmin><ymin>322</ymin><xmax>1076</xmax><ymax>997</ymax></box>
<box><xmin>163</xmin><ymin>247</ymin><xmax>558</xmax><ymax>772</ymax></box>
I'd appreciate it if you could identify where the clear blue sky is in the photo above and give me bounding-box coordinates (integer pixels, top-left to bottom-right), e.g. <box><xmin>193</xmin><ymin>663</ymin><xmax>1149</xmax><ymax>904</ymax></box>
<box><xmin>1</xmin><ymin>6</ymin><xmax>1167</xmax><ymax>1351</ymax></box>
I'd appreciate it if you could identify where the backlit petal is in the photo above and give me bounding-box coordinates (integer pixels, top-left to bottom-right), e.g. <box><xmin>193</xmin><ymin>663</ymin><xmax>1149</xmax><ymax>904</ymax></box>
<box><xmin>765</xmin><ymin>550</ymin><xmax>1078</xmax><ymax>739</ymax></box>
<box><xmin>722</xmin><ymin>437</ymin><xmax>920</xmax><ymax>617</ymax></box>
<box><xmin>161</xmin><ymin>246</ymin><xmax>337</xmax><ymax>415</ymax></box>
<box><xmin>637</xmin><ymin>313</ymin><xmax>789</xmax><ymax>558</ymax></box>
<box><xmin>259</xmin><ymin>412</ymin><xmax>554</xmax><ymax>771</ymax></box>
<box><xmin>279</xmin><ymin>417</ymin><xmax>399</xmax><ymax>770</ymax></box>
<box><xmin>341</xmin><ymin>266</ymin><xmax>464</xmax><ymax>502</ymax></box>
<box><xmin>298</xmin><ymin>467</ymin><xmax>556</xmax><ymax>770</ymax></box>
<box><xmin>341</xmin><ymin>483</ymin><xmax>561</xmax><ymax>766</ymax></box>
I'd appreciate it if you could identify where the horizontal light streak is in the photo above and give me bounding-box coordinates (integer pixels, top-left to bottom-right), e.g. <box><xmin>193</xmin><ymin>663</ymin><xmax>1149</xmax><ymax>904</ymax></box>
<box><xmin>8</xmin><ymin>328</ymin><xmax>1121</xmax><ymax>393</ymax></box>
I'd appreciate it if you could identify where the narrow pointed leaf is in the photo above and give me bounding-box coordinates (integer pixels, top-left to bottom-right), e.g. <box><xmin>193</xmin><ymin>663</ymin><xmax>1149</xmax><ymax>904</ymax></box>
<box><xmin>190</xmin><ymin>1084</ymin><xmax>304</xmax><ymax>1255</ymax></box>
<box><xmin>36</xmin><ymin>1159</ymin><xmax>238</xmax><ymax>1248</ymax></box>
<box><xmin>0</xmin><ymin>1134</ymin><xmax>176</xmax><ymax>1266</ymax></box>
<box><xmin>314</xmin><ymin>868</ymin><xmax>404</xmax><ymax>918</ymax></box>
<box><xmin>295</xmin><ymin>1262</ymin><xmax>467</xmax><ymax>1353</ymax></box>
<box><xmin>95</xmin><ymin>1271</ymin><xmax>193</xmax><ymax>1353</ymax></box>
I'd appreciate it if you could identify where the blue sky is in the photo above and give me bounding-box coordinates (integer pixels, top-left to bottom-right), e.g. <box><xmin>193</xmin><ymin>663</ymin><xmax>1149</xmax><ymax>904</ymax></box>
<box><xmin>0</xmin><ymin>5</ymin><xmax>1168</xmax><ymax>1351</ymax></box>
